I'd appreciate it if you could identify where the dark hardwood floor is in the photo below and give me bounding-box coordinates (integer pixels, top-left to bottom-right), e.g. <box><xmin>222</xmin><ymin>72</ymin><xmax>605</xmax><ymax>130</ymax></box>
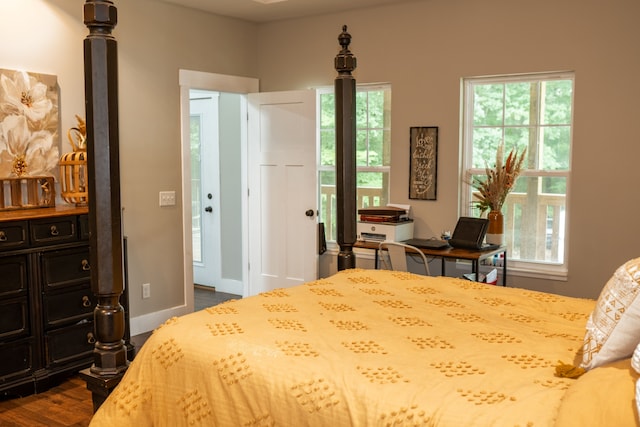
<box><xmin>0</xmin><ymin>375</ymin><xmax>92</xmax><ymax>427</ymax></box>
<box><xmin>0</xmin><ymin>287</ymin><xmax>240</xmax><ymax>426</ymax></box>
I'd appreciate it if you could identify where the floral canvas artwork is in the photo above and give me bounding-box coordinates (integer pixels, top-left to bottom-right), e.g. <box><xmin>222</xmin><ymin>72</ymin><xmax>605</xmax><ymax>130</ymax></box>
<box><xmin>0</xmin><ymin>69</ymin><xmax>59</xmax><ymax>179</ymax></box>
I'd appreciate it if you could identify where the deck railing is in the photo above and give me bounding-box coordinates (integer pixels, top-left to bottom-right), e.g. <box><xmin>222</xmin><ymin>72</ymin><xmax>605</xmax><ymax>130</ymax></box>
<box><xmin>502</xmin><ymin>192</ymin><xmax>565</xmax><ymax>263</ymax></box>
<box><xmin>320</xmin><ymin>185</ymin><xmax>386</xmax><ymax>242</ymax></box>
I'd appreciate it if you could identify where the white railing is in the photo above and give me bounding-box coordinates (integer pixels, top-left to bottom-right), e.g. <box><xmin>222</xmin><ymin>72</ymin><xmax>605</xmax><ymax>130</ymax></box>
<box><xmin>502</xmin><ymin>192</ymin><xmax>565</xmax><ymax>263</ymax></box>
<box><xmin>320</xmin><ymin>185</ymin><xmax>387</xmax><ymax>242</ymax></box>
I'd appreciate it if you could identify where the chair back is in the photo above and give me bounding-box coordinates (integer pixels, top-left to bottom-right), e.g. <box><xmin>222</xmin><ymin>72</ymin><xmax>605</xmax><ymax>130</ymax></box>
<box><xmin>378</xmin><ymin>242</ymin><xmax>430</xmax><ymax>275</ymax></box>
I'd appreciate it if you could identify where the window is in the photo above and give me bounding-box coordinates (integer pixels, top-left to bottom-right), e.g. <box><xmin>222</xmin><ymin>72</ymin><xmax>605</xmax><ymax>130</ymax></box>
<box><xmin>319</xmin><ymin>84</ymin><xmax>391</xmax><ymax>242</ymax></box>
<box><xmin>461</xmin><ymin>72</ymin><xmax>574</xmax><ymax>279</ymax></box>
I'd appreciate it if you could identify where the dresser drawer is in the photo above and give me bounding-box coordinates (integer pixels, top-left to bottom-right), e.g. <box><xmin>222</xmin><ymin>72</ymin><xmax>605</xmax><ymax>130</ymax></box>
<box><xmin>43</xmin><ymin>285</ymin><xmax>94</xmax><ymax>329</ymax></box>
<box><xmin>45</xmin><ymin>321</ymin><xmax>94</xmax><ymax>367</ymax></box>
<box><xmin>41</xmin><ymin>246</ymin><xmax>91</xmax><ymax>290</ymax></box>
<box><xmin>0</xmin><ymin>297</ymin><xmax>29</xmax><ymax>341</ymax></box>
<box><xmin>0</xmin><ymin>339</ymin><xmax>33</xmax><ymax>383</ymax></box>
<box><xmin>30</xmin><ymin>216</ymin><xmax>77</xmax><ymax>246</ymax></box>
<box><xmin>0</xmin><ymin>220</ymin><xmax>28</xmax><ymax>251</ymax></box>
<box><xmin>0</xmin><ymin>254</ymin><xmax>28</xmax><ymax>297</ymax></box>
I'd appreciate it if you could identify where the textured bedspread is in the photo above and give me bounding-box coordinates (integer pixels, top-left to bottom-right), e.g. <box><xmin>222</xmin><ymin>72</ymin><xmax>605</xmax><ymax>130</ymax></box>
<box><xmin>90</xmin><ymin>269</ymin><xmax>596</xmax><ymax>426</ymax></box>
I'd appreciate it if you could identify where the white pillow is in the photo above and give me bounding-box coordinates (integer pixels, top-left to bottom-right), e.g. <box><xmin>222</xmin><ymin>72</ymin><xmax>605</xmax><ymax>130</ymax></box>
<box><xmin>634</xmin><ymin>343</ymin><xmax>640</xmax><ymax>426</ymax></box>
<box><xmin>581</xmin><ymin>257</ymin><xmax>640</xmax><ymax>370</ymax></box>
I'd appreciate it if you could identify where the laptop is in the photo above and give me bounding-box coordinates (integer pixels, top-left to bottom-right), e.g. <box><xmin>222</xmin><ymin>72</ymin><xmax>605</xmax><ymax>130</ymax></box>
<box><xmin>404</xmin><ymin>238</ymin><xmax>450</xmax><ymax>250</ymax></box>
<box><xmin>448</xmin><ymin>217</ymin><xmax>499</xmax><ymax>250</ymax></box>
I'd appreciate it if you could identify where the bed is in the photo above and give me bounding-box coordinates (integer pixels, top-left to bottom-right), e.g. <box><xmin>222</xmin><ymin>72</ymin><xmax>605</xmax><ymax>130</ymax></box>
<box><xmin>89</xmin><ymin>267</ymin><xmax>640</xmax><ymax>426</ymax></box>
<box><xmin>80</xmin><ymin>2</ymin><xmax>640</xmax><ymax>426</ymax></box>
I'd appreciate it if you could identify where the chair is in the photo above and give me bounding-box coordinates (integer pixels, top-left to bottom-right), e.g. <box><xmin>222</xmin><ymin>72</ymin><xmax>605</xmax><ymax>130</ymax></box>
<box><xmin>378</xmin><ymin>241</ymin><xmax>431</xmax><ymax>275</ymax></box>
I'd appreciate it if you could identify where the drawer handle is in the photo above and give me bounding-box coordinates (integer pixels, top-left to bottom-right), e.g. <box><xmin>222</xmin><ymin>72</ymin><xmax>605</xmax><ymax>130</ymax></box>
<box><xmin>0</xmin><ymin>231</ymin><xmax>5</xmax><ymax>242</ymax></box>
<box><xmin>82</xmin><ymin>295</ymin><xmax>92</xmax><ymax>308</ymax></box>
<box><xmin>87</xmin><ymin>332</ymin><xmax>96</xmax><ymax>344</ymax></box>
<box><xmin>81</xmin><ymin>259</ymin><xmax>91</xmax><ymax>271</ymax></box>
<box><xmin>50</xmin><ymin>225</ymin><xmax>59</xmax><ymax>236</ymax></box>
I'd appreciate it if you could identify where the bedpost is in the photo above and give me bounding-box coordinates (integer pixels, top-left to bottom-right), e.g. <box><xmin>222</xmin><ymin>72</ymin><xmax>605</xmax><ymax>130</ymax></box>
<box><xmin>334</xmin><ymin>25</ymin><xmax>358</xmax><ymax>271</ymax></box>
<box><xmin>78</xmin><ymin>0</ymin><xmax>128</xmax><ymax>411</ymax></box>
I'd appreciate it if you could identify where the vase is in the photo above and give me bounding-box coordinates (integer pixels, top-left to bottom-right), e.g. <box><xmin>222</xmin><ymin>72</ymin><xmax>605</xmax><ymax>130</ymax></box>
<box><xmin>486</xmin><ymin>210</ymin><xmax>504</xmax><ymax>245</ymax></box>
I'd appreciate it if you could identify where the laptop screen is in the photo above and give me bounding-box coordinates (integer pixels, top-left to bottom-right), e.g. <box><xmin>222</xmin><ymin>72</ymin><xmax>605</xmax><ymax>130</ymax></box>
<box><xmin>449</xmin><ymin>217</ymin><xmax>489</xmax><ymax>249</ymax></box>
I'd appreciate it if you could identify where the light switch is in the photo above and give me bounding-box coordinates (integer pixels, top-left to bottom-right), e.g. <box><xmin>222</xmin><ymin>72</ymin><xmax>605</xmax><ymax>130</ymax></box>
<box><xmin>159</xmin><ymin>191</ymin><xmax>176</xmax><ymax>206</ymax></box>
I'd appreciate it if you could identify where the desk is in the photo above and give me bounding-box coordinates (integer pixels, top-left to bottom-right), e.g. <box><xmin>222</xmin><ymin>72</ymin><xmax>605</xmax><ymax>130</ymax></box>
<box><xmin>354</xmin><ymin>240</ymin><xmax>507</xmax><ymax>286</ymax></box>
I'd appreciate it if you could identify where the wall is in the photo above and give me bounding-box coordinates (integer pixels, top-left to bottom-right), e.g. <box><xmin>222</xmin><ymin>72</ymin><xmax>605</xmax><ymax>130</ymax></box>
<box><xmin>5</xmin><ymin>0</ymin><xmax>639</xmax><ymax>336</ymax></box>
<box><xmin>1</xmin><ymin>0</ymin><xmax>258</xmax><ymax>334</ymax></box>
<box><xmin>256</xmin><ymin>0</ymin><xmax>640</xmax><ymax>299</ymax></box>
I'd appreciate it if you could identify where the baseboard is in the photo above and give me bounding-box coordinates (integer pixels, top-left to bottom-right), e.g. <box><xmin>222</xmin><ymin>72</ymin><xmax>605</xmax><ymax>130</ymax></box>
<box><xmin>130</xmin><ymin>304</ymin><xmax>190</xmax><ymax>336</ymax></box>
<box><xmin>210</xmin><ymin>278</ymin><xmax>243</xmax><ymax>295</ymax></box>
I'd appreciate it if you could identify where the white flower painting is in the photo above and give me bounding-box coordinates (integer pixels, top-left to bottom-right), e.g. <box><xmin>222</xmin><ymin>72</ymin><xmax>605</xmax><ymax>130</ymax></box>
<box><xmin>0</xmin><ymin>69</ymin><xmax>59</xmax><ymax>178</ymax></box>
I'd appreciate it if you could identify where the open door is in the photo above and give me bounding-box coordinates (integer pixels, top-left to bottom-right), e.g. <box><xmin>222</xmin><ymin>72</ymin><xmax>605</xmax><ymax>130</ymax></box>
<box><xmin>191</xmin><ymin>90</ymin><xmax>221</xmax><ymax>288</ymax></box>
<box><xmin>247</xmin><ymin>90</ymin><xmax>318</xmax><ymax>296</ymax></box>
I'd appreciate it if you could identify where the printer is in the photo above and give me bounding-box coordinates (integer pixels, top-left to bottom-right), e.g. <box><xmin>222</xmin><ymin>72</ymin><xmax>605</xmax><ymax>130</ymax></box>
<box><xmin>357</xmin><ymin>220</ymin><xmax>414</xmax><ymax>242</ymax></box>
<box><xmin>356</xmin><ymin>204</ymin><xmax>414</xmax><ymax>242</ymax></box>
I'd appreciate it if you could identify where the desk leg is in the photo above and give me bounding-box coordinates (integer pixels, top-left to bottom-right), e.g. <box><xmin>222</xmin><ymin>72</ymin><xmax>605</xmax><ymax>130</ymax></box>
<box><xmin>502</xmin><ymin>250</ymin><xmax>507</xmax><ymax>286</ymax></box>
<box><xmin>374</xmin><ymin>249</ymin><xmax>379</xmax><ymax>269</ymax></box>
<box><xmin>441</xmin><ymin>258</ymin><xmax>446</xmax><ymax>276</ymax></box>
<box><xmin>472</xmin><ymin>260</ymin><xmax>479</xmax><ymax>277</ymax></box>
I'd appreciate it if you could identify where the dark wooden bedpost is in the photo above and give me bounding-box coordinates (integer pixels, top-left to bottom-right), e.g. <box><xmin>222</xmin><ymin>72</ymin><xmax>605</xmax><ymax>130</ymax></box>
<box><xmin>78</xmin><ymin>0</ymin><xmax>128</xmax><ymax>411</ymax></box>
<box><xmin>334</xmin><ymin>25</ymin><xmax>358</xmax><ymax>271</ymax></box>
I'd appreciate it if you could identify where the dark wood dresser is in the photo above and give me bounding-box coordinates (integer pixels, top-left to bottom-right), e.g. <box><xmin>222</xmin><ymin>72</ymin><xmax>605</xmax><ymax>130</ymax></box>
<box><xmin>0</xmin><ymin>206</ymin><xmax>131</xmax><ymax>398</ymax></box>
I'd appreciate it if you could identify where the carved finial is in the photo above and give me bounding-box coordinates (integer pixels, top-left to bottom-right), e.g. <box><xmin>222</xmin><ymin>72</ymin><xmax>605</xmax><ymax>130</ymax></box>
<box><xmin>84</xmin><ymin>0</ymin><xmax>118</xmax><ymax>36</ymax></box>
<box><xmin>335</xmin><ymin>25</ymin><xmax>357</xmax><ymax>75</ymax></box>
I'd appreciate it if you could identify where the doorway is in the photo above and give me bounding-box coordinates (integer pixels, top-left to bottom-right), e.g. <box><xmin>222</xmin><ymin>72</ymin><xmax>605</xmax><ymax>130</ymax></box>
<box><xmin>179</xmin><ymin>70</ymin><xmax>259</xmax><ymax>303</ymax></box>
<box><xmin>190</xmin><ymin>90</ymin><xmax>221</xmax><ymax>287</ymax></box>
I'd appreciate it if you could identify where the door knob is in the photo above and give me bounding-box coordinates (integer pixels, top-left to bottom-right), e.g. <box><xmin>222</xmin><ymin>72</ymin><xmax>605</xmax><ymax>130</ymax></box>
<box><xmin>305</xmin><ymin>209</ymin><xmax>314</xmax><ymax>217</ymax></box>
<box><xmin>205</xmin><ymin>206</ymin><xmax>213</xmax><ymax>213</ymax></box>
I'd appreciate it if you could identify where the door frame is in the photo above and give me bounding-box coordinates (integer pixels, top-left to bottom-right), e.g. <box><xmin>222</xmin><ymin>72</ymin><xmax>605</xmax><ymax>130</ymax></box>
<box><xmin>179</xmin><ymin>69</ymin><xmax>259</xmax><ymax>306</ymax></box>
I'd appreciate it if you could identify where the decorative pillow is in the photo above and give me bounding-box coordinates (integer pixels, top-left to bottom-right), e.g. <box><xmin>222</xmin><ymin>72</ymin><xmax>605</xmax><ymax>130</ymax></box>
<box><xmin>634</xmin><ymin>343</ymin><xmax>640</xmax><ymax>425</ymax></box>
<box><xmin>581</xmin><ymin>257</ymin><xmax>640</xmax><ymax>370</ymax></box>
<box><xmin>555</xmin><ymin>358</ymin><xmax>640</xmax><ymax>427</ymax></box>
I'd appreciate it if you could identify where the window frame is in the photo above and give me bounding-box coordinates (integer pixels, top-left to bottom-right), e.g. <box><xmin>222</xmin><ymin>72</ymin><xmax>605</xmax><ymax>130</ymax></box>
<box><xmin>460</xmin><ymin>71</ymin><xmax>574</xmax><ymax>280</ymax></box>
<box><xmin>317</xmin><ymin>83</ymin><xmax>392</xmax><ymax>243</ymax></box>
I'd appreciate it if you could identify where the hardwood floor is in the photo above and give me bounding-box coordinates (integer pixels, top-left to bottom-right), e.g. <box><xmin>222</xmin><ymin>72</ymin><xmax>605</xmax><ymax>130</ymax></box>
<box><xmin>0</xmin><ymin>375</ymin><xmax>92</xmax><ymax>427</ymax></box>
<box><xmin>0</xmin><ymin>287</ymin><xmax>240</xmax><ymax>426</ymax></box>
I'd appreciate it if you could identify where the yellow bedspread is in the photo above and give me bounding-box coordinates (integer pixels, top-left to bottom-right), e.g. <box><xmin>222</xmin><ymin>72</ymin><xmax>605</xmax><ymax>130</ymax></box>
<box><xmin>90</xmin><ymin>269</ymin><xmax>597</xmax><ymax>426</ymax></box>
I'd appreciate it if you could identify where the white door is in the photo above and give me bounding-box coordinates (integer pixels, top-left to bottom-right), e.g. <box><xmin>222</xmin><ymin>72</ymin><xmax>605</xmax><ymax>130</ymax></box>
<box><xmin>247</xmin><ymin>90</ymin><xmax>318</xmax><ymax>296</ymax></box>
<box><xmin>191</xmin><ymin>91</ymin><xmax>221</xmax><ymax>287</ymax></box>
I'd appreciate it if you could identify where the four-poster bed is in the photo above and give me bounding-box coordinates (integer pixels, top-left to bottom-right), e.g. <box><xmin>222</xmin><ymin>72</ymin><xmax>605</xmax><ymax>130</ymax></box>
<box><xmin>83</xmin><ymin>2</ymin><xmax>640</xmax><ymax>426</ymax></box>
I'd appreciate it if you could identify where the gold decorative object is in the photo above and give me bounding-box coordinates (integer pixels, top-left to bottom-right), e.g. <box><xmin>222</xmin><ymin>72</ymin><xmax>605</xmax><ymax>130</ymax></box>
<box><xmin>59</xmin><ymin>115</ymin><xmax>88</xmax><ymax>206</ymax></box>
<box><xmin>0</xmin><ymin>176</ymin><xmax>55</xmax><ymax>210</ymax></box>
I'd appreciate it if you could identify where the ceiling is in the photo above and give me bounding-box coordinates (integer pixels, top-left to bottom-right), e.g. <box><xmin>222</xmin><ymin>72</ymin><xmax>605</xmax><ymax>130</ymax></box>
<box><xmin>153</xmin><ymin>0</ymin><xmax>414</xmax><ymax>23</ymax></box>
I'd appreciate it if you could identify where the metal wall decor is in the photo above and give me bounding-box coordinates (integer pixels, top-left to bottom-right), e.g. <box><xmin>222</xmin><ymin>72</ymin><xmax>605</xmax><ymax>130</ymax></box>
<box><xmin>409</xmin><ymin>126</ymin><xmax>438</xmax><ymax>200</ymax></box>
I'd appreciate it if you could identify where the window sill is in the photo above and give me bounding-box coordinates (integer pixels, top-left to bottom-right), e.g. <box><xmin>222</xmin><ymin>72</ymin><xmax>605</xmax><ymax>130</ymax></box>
<box><xmin>324</xmin><ymin>241</ymin><xmax>376</xmax><ymax>259</ymax></box>
<box><xmin>506</xmin><ymin>263</ymin><xmax>568</xmax><ymax>281</ymax></box>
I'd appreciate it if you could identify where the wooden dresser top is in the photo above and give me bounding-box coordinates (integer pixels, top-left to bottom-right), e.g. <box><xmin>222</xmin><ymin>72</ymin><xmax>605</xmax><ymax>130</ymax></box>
<box><xmin>0</xmin><ymin>205</ymin><xmax>89</xmax><ymax>222</ymax></box>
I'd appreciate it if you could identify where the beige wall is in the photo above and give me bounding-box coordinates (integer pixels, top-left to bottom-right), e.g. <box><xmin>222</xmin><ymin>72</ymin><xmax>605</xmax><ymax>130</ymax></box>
<box><xmin>3</xmin><ymin>0</ymin><xmax>638</xmax><ymax>334</ymax></box>
<box><xmin>255</xmin><ymin>0</ymin><xmax>640</xmax><ymax>299</ymax></box>
<box><xmin>1</xmin><ymin>0</ymin><xmax>257</xmax><ymax>331</ymax></box>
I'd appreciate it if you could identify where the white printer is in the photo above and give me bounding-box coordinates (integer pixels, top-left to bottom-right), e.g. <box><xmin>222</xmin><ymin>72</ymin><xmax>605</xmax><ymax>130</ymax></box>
<box><xmin>356</xmin><ymin>204</ymin><xmax>413</xmax><ymax>242</ymax></box>
<box><xmin>357</xmin><ymin>220</ymin><xmax>414</xmax><ymax>242</ymax></box>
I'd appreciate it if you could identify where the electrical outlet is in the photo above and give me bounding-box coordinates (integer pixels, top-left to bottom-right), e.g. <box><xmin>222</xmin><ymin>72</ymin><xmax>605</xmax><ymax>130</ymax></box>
<box><xmin>142</xmin><ymin>283</ymin><xmax>151</xmax><ymax>299</ymax></box>
<box><xmin>159</xmin><ymin>191</ymin><xmax>176</xmax><ymax>207</ymax></box>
